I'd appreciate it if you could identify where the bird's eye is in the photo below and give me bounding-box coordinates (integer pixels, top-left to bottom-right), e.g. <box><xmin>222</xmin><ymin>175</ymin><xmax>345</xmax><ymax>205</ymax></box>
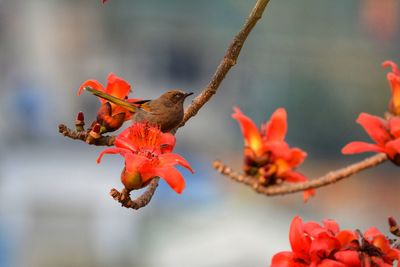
<box><xmin>174</xmin><ymin>93</ymin><xmax>182</xmax><ymax>99</ymax></box>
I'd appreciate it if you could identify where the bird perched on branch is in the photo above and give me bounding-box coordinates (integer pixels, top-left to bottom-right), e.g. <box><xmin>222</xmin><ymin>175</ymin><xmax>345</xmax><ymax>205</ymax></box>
<box><xmin>84</xmin><ymin>87</ymin><xmax>193</xmax><ymax>132</ymax></box>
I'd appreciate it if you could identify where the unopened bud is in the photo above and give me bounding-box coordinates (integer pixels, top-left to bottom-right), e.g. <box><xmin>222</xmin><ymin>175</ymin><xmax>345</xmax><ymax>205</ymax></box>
<box><xmin>96</xmin><ymin>103</ymin><xmax>125</xmax><ymax>133</ymax></box>
<box><xmin>75</xmin><ymin>111</ymin><xmax>85</xmax><ymax>132</ymax></box>
<box><xmin>86</xmin><ymin>123</ymin><xmax>101</xmax><ymax>143</ymax></box>
<box><xmin>92</xmin><ymin>123</ymin><xmax>101</xmax><ymax>133</ymax></box>
<box><xmin>76</xmin><ymin>111</ymin><xmax>84</xmax><ymax>122</ymax></box>
<box><xmin>389</xmin><ymin>217</ymin><xmax>400</xmax><ymax>237</ymax></box>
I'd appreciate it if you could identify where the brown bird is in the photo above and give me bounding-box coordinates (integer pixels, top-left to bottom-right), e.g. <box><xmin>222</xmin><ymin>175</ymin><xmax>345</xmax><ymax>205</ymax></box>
<box><xmin>84</xmin><ymin>87</ymin><xmax>193</xmax><ymax>132</ymax></box>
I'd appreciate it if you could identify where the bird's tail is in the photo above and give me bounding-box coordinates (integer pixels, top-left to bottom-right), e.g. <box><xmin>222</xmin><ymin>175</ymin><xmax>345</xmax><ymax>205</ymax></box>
<box><xmin>84</xmin><ymin>87</ymin><xmax>137</xmax><ymax>113</ymax></box>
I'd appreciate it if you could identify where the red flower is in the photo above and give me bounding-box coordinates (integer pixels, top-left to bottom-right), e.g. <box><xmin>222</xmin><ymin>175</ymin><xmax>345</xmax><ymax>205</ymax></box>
<box><xmin>271</xmin><ymin>216</ymin><xmax>400</xmax><ymax>267</ymax></box>
<box><xmin>232</xmin><ymin>107</ymin><xmax>315</xmax><ymax>202</ymax></box>
<box><xmin>362</xmin><ymin>227</ymin><xmax>400</xmax><ymax>266</ymax></box>
<box><xmin>97</xmin><ymin>122</ymin><xmax>193</xmax><ymax>194</ymax></box>
<box><xmin>342</xmin><ymin>112</ymin><xmax>400</xmax><ymax>164</ymax></box>
<box><xmin>383</xmin><ymin>60</ymin><xmax>400</xmax><ymax>115</ymax></box>
<box><xmin>78</xmin><ymin>73</ymin><xmax>139</xmax><ymax>132</ymax></box>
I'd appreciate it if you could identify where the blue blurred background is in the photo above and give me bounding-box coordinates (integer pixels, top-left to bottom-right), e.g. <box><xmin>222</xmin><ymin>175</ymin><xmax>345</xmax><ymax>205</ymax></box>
<box><xmin>0</xmin><ymin>0</ymin><xmax>399</xmax><ymax>266</ymax></box>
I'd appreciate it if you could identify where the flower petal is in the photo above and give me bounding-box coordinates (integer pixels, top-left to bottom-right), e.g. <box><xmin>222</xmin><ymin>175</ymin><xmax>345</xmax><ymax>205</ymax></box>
<box><xmin>289</xmin><ymin>216</ymin><xmax>311</xmax><ymax>254</ymax></box>
<box><xmin>309</xmin><ymin>235</ymin><xmax>340</xmax><ymax>263</ymax></box>
<box><xmin>232</xmin><ymin>107</ymin><xmax>263</xmax><ymax>155</ymax></box>
<box><xmin>281</xmin><ymin>170</ymin><xmax>307</xmax><ymax>183</ymax></box>
<box><xmin>114</xmin><ymin>128</ymin><xmax>138</xmax><ymax>152</ymax></box>
<box><xmin>158</xmin><ymin>153</ymin><xmax>194</xmax><ymax>173</ymax></box>
<box><xmin>334</xmin><ymin>250</ymin><xmax>360</xmax><ymax>267</ymax></box>
<box><xmin>264</xmin><ymin>108</ymin><xmax>287</xmax><ymax>142</ymax></box>
<box><xmin>383</xmin><ymin>60</ymin><xmax>400</xmax><ymax>75</ymax></box>
<box><xmin>124</xmin><ymin>153</ymin><xmax>149</xmax><ymax>173</ymax></box>
<box><xmin>114</xmin><ymin>136</ymin><xmax>138</xmax><ymax>152</ymax></box>
<box><xmin>342</xmin><ymin>141</ymin><xmax>384</xmax><ymax>154</ymax></box>
<box><xmin>302</xmin><ymin>222</ymin><xmax>324</xmax><ymax>237</ymax></box>
<box><xmin>385</xmin><ymin>138</ymin><xmax>400</xmax><ymax>160</ymax></box>
<box><xmin>387</xmin><ymin>73</ymin><xmax>400</xmax><ymax>114</ymax></box>
<box><xmin>105</xmin><ymin>73</ymin><xmax>131</xmax><ymax>100</ymax></box>
<box><xmin>323</xmin><ymin>219</ymin><xmax>340</xmax><ymax>235</ymax></box>
<box><xmin>336</xmin><ymin>230</ymin><xmax>358</xmax><ymax>247</ymax></box>
<box><xmin>270</xmin><ymin>251</ymin><xmax>296</xmax><ymax>267</ymax></box>
<box><xmin>96</xmin><ymin>147</ymin><xmax>133</xmax><ymax>163</ymax></box>
<box><xmin>389</xmin><ymin>117</ymin><xmax>400</xmax><ymax>138</ymax></box>
<box><xmin>288</xmin><ymin>148</ymin><xmax>307</xmax><ymax>168</ymax></box>
<box><xmin>356</xmin><ymin>113</ymin><xmax>390</xmax><ymax>145</ymax></box>
<box><xmin>143</xmin><ymin>167</ymin><xmax>186</xmax><ymax>194</ymax></box>
<box><xmin>281</xmin><ymin>171</ymin><xmax>315</xmax><ymax>202</ymax></box>
<box><xmin>77</xmin><ymin>79</ymin><xmax>105</xmax><ymax>98</ymax></box>
<box><xmin>265</xmin><ymin>141</ymin><xmax>291</xmax><ymax>161</ymax></box>
<box><xmin>317</xmin><ymin>259</ymin><xmax>347</xmax><ymax>267</ymax></box>
<box><xmin>159</xmin><ymin>132</ymin><xmax>176</xmax><ymax>153</ymax></box>
<box><xmin>117</xmin><ymin>127</ymin><xmax>130</xmax><ymax>139</ymax></box>
<box><xmin>364</xmin><ymin>227</ymin><xmax>384</xmax><ymax>240</ymax></box>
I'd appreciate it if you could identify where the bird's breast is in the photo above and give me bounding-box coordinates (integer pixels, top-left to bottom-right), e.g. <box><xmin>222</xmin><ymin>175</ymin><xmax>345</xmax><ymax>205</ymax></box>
<box><xmin>132</xmin><ymin>106</ymin><xmax>184</xmax><ymax>132</ymax></box>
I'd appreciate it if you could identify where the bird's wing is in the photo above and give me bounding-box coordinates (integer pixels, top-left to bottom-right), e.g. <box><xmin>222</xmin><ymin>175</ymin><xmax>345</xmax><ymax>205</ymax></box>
<box><xmin>138</xmin><ymin>101</ymin><xmax>157</xmax><ymax>113</ymax></box>
<box><xmin>129</xmin><ymin>99</ymin><xmax>151</xmax><ymax>105</ymax></box>
<box><xmin>84</xmin><ymin>87</ymin><xmax>137</xmax><ymax>113</ymax></box>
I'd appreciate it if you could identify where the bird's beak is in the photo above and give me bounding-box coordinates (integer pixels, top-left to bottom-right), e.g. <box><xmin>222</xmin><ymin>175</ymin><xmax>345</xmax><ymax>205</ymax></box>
<box><xmin>84</xmin><ymin>87</ymin><xmax>137</xmax><ymax>113</ymax></box>
<box><xmin>184</xmin><ymin>92</ymin><xmax>194</xmax><ymax>98</ymax></box>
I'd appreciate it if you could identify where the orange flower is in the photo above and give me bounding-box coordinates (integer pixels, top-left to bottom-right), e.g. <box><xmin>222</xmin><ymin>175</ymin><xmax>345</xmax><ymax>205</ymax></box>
<box><xmin>342</xmin><ymin>113</ymin><xmax>400</xmax><ymax>165</ymax></box>
<box><xmin>78</xmin><ymin>73</ymin><xmax>139</xmax><ymax>132</ymax></box>
<box><xmin>232</xmin><ymin>107</ymin><xmax>315</xmax><ymax>202</ymax></box>
<box><xmin>97</xmin><ymin>122</ymin><xmax>193</xmax><ymax>194</ymax></box>
<box><xmin>383</xmin><ymin>60</ymin><xmax>400</xmax><ymax>115</ymax></box>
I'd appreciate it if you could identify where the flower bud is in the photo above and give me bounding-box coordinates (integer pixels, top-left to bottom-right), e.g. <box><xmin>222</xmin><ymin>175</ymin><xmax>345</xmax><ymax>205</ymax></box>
<box><xmin>96</xmin><ymin>102</ymin><xmax>126</xmax><ymax>133</ymax></box>
<box><xmin>389</xmin><ymin>217</ymin><xmax>400</xmax><ymax>237</ymax></box>
<box><xmin>75</xmin><ymin>111</ymin><xmax>85</xmax><ymax>132</ymax></box>
<box><xmin>121</xmin><ymin>168</ymin><xmax>144</xmax><ymax>190</ymax></box>
<box><xmin>86</xmin><ymin>123</ymin><xmax>101</xmax><ymax>144</ymax></box>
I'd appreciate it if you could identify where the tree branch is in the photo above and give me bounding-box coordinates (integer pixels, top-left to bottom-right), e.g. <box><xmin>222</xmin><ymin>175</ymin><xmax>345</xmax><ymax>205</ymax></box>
<box><xmin>58</xmin><ymin>124</ymin><xmax>116</xmax><ymax>146</ymax></box>
<box><xmin>213</xmin><ymin>153</ymin><xmax>388</xmax><ymax>197</ymax></box>
<box><xmin>109</xmin><ymin>178</ymin><xmax>160</xmax><ymax>209</ymax></box>
<box><xmin>178</xmin><ymin>0</ymin><xmax>271</xmax><ymax>128</ymax></box>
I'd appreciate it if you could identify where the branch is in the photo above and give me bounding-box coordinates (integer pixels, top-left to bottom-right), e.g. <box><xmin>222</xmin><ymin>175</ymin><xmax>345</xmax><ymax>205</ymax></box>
<box><xmin>109</xmin><ymin>178</ymin><xmax>160</xmax><ymax>209</ymax></box>
<box><xmin>58</xmin><ymin>124</ymin><xmax>116</xmax><ymax>146</ymax></box>
<box><xmin>178</xmin><ymin>0</ymin><xmax>271</xmax><ymax>128</ymax></box>
<box><xmin>213</xmin><ymin>153</ymin><xmax>388</xmax><ymax>197</ymax></box>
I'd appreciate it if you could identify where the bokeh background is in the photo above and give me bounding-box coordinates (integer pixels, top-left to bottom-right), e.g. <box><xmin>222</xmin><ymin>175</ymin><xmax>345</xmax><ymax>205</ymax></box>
<box><xmin>0</xmin><ymin>0</ymin><xmax>399</xmax><ymax>266</ymax></box>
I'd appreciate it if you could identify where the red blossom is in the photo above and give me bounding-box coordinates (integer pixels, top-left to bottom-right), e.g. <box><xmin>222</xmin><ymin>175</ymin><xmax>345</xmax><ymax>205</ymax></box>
<box><xmin>232</xmin><ymin>107</ymin><xmax>315</xmax><ymax>202</ymax></box>
<box><xmin>78</xmin><ymin>73</ymin><xmax>140</xmax><ymax>132</ymax></box>
<box><xmin>342</xmin><ymin>113</ymin><xmax>400</xmax><ymax>165</ymax></box>
<box><xmin>97</xmin><ymin>122</ymin><xmax>193</xmax><ymax>194</ymax></box>
<box><xmin>383</xmin><ymin>60</ymin><xmax>400</xmax><ymax>116</ymax></box>
<box><xmin>271</xmin><ymin>216</ymin><xmax>400</xmax><ymax>267</ymax></box>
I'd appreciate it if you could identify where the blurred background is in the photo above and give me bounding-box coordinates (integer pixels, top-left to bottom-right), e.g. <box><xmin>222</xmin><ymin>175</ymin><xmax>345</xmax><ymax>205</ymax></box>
<box><xmin>0</xmin><ymin>0</ymin><xmax>399</xmax><ymax>266</ymax></box>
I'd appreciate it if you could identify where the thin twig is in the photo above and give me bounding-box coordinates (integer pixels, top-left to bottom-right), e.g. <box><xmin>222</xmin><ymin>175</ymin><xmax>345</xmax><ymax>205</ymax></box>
<box><xmin>109</xmin><ymin>178</ymin><xmax>160</xmax><ymax>209</ymax></box>
<box><xmin>213</xmin><ymin>153</ymin><xmax>388</xmax><ymax>197</ymax></box>
<box><xmin>59</xmin><ymin>0</ymin><xmax>271</xmax><ymax>210</ymax></box>
<box><xmin>58</xmin><ymin>124</ymin><xmax>116</xmax><ymax>146</ymax></box>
